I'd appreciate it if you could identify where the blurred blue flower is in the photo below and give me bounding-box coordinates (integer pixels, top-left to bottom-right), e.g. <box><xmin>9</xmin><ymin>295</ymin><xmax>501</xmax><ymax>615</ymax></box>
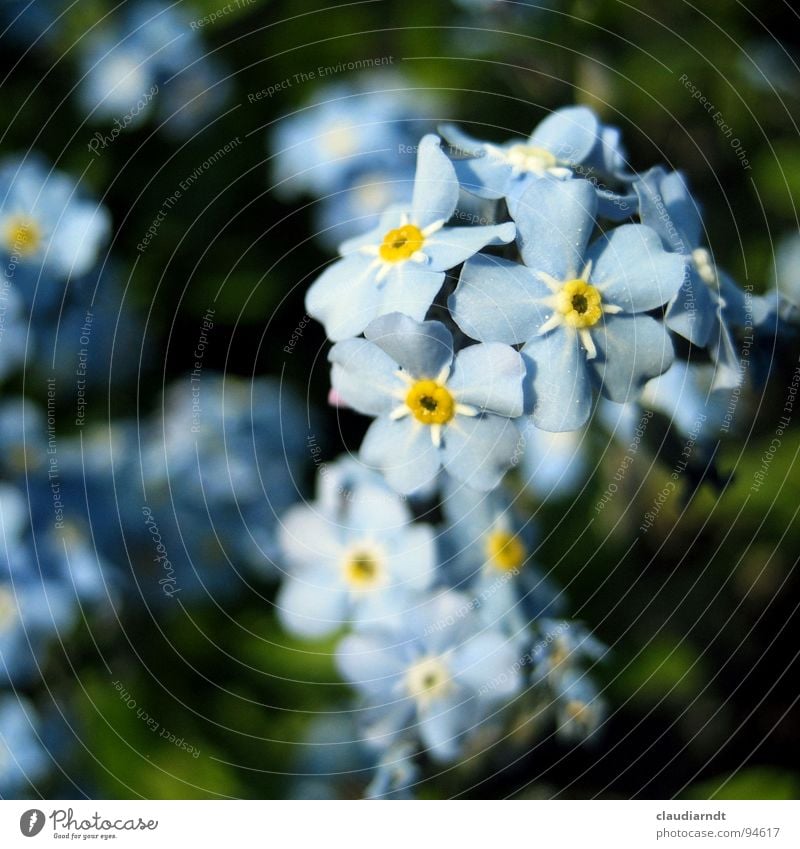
<box><xmin>306</xmin><ymin>134</ymin><xmax>515</xmax><ymax>340</ymax></box>
<box><xmin>0</xmin><ymin>695</ymin><xmax>51</xmax><ymax>797</ymax></box>
<box><xmin>271</xmin><ymin>78</ymin><xmax>432</xmax><ymax>199</ymax></box>
<box><xmin>276</xmin><ymin>466</ymin><xmax>436</xmax><ymax>638</ymax></box>
<box><xmin>136</xmin><ymin>374</ymin><xmax>308</xmax><ymax>599</ymax></box>
<box><xmin>451</xmin><ymin>178</ymin><xmax>684</xmax><ymax>431</ymax></box>
<box><xmin>0</xmin><ymin>156</ymin><xmax>110</xmax><ymax>309</ymax></box>
<box><xmin>531</xmin><ymin>619</ymin><xmax>607</xmax><ymax>688</ymax></box>
<box><xmin>330</xmin><ymin>313</ymin><xmax>525</xmax><ymax>493</ymax></box>
<box><xmin>337</xmin><ymin>589</ymin><xmax>522</xmax><ymax>762</ymax></box>
<box><xmin>78</xmin><ymin>1</ymin><xmax>228</xmax><ymax>137</ymax></box>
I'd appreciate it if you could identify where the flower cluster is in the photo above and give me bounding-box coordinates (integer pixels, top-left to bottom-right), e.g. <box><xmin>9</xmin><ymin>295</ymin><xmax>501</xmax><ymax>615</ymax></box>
<box><xmin>278</xmin><ymin>103</ymin><xmax>781</xmax><ymax>797</ymax></box>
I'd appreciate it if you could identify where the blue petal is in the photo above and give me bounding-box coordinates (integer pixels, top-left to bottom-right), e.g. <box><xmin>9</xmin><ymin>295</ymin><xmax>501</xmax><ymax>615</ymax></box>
<box><xmin>329</xmin><ymin>338</ymin><xmax>402</xmax><ymax>415</ymax></box>
<box><xmin>529</xmin><ymin>106</ymin><xmax>600</xmax><ymax>164</ymax></box>
<box><xmin>360</xmin><ymin>417</ymin><xmax>442</xmax><ymax>495</ymax></box>
<box><xmin>665</xmin><ymin>267</ymin><xmax>715</xmax><ymax>346</ymax></box>
<box><xmin>596</xmin><ymin>185</ymin><xmax>638</xmax><ymax>221</ymax></box>
<box><xmin>279</xmin><ymin>504</ymin><xmax>343</xmax><ymax>569</ymax></box>
<box><xmin>425</xmin><ymin>222</ymin><xmax>516</xmax><ymax>272</ymax></box>
<box><xmin>346</xmin><ymin>484</ymin><xmax>412</xmax><ymax>535</ymax></box>
<box><xmin>336</xmin><ymin>632</ymin><xmax>407</xmax><ymax>700</ymax></box>
<box><xmin>448</xmin><ymin>343</ymin><xmax>525</xmax><ymax>417</ymax></box>
<box><xmin>306</xmin><ymin>254</ymin><xmax>381</xmax><ymax>341</ymax></box>
<box><xmin>364</xmin><ymin>313</ymin><xmax>453</xmax><ymax>378</ymax></box>
<box><xmin>521</xmin><ymin>331</ymin><xmax>593</xmax><ymax>431</ymax></box>
<box><xmin>377</xmin><ymin>265</ymin><xmax>445</xmax><ymax>322</ymax></box>
<box><xmin>452</xmin><ymin>630</ymin><xmax>521</xmax><ymax>699</ymax></box>
<box><xmin>418</xmin><ymin>699</ymin><xmax>463</xmax><ymax>762</ymax></box>
<box><xmin>450</xmin><ymin>155</ymin><xmax>510</xmax><ymax>199</ymax></box>
<box><xmin>451</xmin><ymin>253</ymin><xmax>550</xmax><ymax>344</ymax></box>
<box><xmin>635</xmin><ymin>166</ymin><xmax>702</xmax><ymax>251</ymax></box>
<box><xmin>588</xmin><ymin>223</ymin><xmax>687</xmax><ymax>312</ymax></box>
<box><xmin>385</xmin><ymin>524</ymin><xmax>437</xmax><ymax>590</ymax></box>
<box><xmin>438</xmin><ymin>122</ymin><xmax>487</xmax><ymax>157</ymax></box>
<box><xmin>411</xmin><ymin>134</ymin><xmax>459</xmax><ymax>229</ymax></box>
<box><xmin>589</xmin><ymin>313</ymin><xmax>674</xmax><ymax>402</ymax></box>
<box><xmin>276</xmin><ymin>575</ymin><xmax>348</xmax><ymax>638</ymax></box>
<box><xmin>513</xmin><ymin>178</ymin><xmax>597</xmax><ymax>278</ymax></box>
<box><xmin>441</xmin><ymin>414</ymin><xmax>519</xmax><ymax>491</ymax></box>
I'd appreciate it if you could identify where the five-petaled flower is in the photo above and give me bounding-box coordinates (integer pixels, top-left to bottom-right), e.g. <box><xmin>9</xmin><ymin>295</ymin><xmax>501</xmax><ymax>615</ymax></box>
<box><xmin>306</xmin><ymin>134</ymin><xmax>516</xmax><ymax>341</ymax></box>
<box><xmin>329</xmin><ymin>313</ymin><xmax>525</xmax><ymax>493</ymax></box>
<box><xmin>450</xmin><ymin>178</ymin><xmax>687</xmax><ymax>431</ymax></box>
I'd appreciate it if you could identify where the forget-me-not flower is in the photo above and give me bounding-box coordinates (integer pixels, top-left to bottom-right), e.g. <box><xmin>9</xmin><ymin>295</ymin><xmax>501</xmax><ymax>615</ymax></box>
<box><xmin>306</xmin><ymin>134</ymin><xmax>516</xmax><ymax>341</ymax></box>
<box><xmin>337</xmin><ymin>589</ymin><xmax>521</xmax><ymax>762</ymax></box>
<box><xmin>329</xmin><ymin>312</ymin><xmax>525</xmax><ymax>494</ymax></box>
<box><xmin>276</xmin><ymin>470</ymin><xmax>436</xmax><ymax>638</ymax></box>
<box><xmin>451</xmin><ymin>178</ymin><xmax>685</xmax><ymax>431</ymax></box>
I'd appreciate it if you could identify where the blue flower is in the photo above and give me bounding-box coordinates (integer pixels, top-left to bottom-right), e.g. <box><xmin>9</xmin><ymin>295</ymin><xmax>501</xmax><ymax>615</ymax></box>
<box><xmin>639</xmin><ymin>360</ymin><xmax>739</xmax><ymax>447</ymax></box>
<box><xmin>306</xmin><ymin>134</ymin><xmax>516</xmax><ymax>341</ymax></box>
<box><xmin>271</xmin><ymin>78</ymin><xmax>431</xmax><ymax>199</ymax></box>
<box><xmin>330</xmin><ymin>313</ymin><xmax>525</xmax><ymax>493</ymax></box>
<box><xmin>276</xmin><ymin>464</ymin><xmax>437</xmax><ymax>638</ymax></box>
<box><xmin>0</xmin><ymin>156</ymin><xmax>110</xmax><ymax>308</ymax></box>
<box><xmin>0</xmin><ymin>695</ymin><xmax>51</xmax><ymax>797</ymax></box>
<box><xmin>78</xmin><ymin>2</ymin><xmax>197</xmax><ymax>125</ymax></box>
<box><xmin>336</xmin><ymin>589</ymin><xmax>522</xmax><ymax>762</ymax></box>
<box><xmin>634</xmin><ymin>166</ymin><xmax>769</xmax><ymax>390</ymax></box>
<box><xmin>440</xmin><ymin>106</ymin><xmax>635</xmax><ymax>219</ymax></box>
<box><xmin>135</xmin><ymin>374</ymin><xmax>309</xmax><ymax>599</ymax></box>
<box><xmin>439</xmin><ymin>481</ymin><xmax>563</xmax><ymax>643</ymax></box>
<box><xmin>451</xmin><ymin>178</ymin><xmax>685</xmax><ymax>431</ymax></box>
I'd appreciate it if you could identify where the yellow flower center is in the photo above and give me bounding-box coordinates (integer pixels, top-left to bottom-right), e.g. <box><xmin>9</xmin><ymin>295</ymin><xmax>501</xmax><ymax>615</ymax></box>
<box><xmin>343</xmin><ymin>549</ymin><xmax>382</xmax><ymax>589</ymax></box>
<box><xmin>505</xmin><ymin>144</ymin><xmax>558</xmax><ymax>173</ymax></box>
<box><xmin>555</xmin><ymin>279</ymin><xmax>603</xmax><ymax>328</ymax></box>
<box><xmin>4</xmin><ymin>215</ymin><xmax>42</xmax><ymax>257</ymax></box>
<box><xmin>379</xmin><ymin>224</ymin><xmax>425</xmax><ymax>263</ymax></box>
<box><xmin>0</xmin><ymin>586</ymin><xmax>18</xmax><ymax>635</ymax></box>
<box><xmin>405</xmin><ymin>656</ymin><xmax>453</xmax><ymax>705</ymax></box>
<box><xmin>405</xmin><ymin>379</ymin><xmax>455</xmax><ymax>426</ymax></box>
<box><xmin>485</xmin><ymin>529</ymin><xmax>527</xmax><ymax>572</ymax></box>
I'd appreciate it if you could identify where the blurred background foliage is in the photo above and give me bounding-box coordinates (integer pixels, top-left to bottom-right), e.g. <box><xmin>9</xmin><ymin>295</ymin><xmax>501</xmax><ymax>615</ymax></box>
<box><xmin>1</xmin><ymin>0</ymin><xmax>798</xmax><ymax>798</ymax></box>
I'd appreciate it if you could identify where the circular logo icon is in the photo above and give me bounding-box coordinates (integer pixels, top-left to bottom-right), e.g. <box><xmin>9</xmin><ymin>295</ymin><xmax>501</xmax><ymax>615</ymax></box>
<box><xmin>19</xmin><ymin>810</ymin><xmax>46</xmax><ymax>837</ymax></box>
